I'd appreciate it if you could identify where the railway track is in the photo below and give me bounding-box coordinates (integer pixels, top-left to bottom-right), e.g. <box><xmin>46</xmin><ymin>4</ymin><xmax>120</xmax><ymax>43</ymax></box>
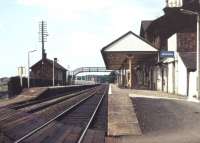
<box><xmin>8</xmin><ymin>85</ymin><xmax>97</xmax><ymax>109</ymax></box>
<box><xmin>0</xmin><ymin>84</ymin><xmax>108</xmax><ymax>143</ymax></box>
<box><xmin>13</xmin><ymin>88</ymin><xmax>95</xmax><ymax>112</ymax></box>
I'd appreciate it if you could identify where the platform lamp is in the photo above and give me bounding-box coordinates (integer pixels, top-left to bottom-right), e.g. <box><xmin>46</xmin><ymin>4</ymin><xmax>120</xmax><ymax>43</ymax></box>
<box><xmin>28</xmin><ymin>50</ymin><xmax>37</xmax><ymax>88</ymax></box>
<box><xmin>179</xmin><ymin>8</ymin><xmax>200</xmax><ymax>99</ymax></box>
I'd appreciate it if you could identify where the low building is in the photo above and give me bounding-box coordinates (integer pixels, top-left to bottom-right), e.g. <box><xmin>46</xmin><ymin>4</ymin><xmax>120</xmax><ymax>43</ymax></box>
<box><xmin>30</xmin><ymin>54</ymin><xmax>67</xmax><ymax>86</ymax></box>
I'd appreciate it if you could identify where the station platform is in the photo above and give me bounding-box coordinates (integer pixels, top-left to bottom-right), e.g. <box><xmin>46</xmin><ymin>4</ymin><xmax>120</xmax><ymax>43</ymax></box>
<box><xmin>106</xmin><ymin>84</ymin><xmax>200</xmax><ymax>143</ymax></box>
<box><xmin>107</xmin><ymin>84</ymin><xmax>189</xmax><ymax>138</ymax></box>
<box><xmin>107</xmin><ymin>84</ymin><xmax>142</xmax><ymax>136</ymax></box>
<box><xmin>0</xmin><ymin>87</ymin><xmax>48</xmax><ymax>107</ymax></box>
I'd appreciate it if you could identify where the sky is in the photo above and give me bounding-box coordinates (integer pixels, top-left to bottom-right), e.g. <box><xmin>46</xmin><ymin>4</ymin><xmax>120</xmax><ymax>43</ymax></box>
<box><xmin>0</xmin><ymin>0</ymin><xmax>165</xmax><ymax>78</ymax></box>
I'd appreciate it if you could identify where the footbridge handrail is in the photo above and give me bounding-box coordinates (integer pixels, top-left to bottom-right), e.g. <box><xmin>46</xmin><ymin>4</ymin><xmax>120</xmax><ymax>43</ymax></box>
<box><xmin>72</xmin><ymin>67</ymin><xmax>112</xmax><ymax>75</ymax></box>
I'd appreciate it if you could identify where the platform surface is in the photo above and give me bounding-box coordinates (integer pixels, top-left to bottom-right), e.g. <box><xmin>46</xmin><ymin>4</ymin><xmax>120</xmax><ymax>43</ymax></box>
<box><xmin>107</xmin><ymin>84</ymin><xmax>200</xmax><ymax>143</ymax></box>
<box><xmin>107</xmin><ymin>84</ymin><xmax>141</xmax><ymax>136</ymax></box>
<box><xmin>0</xmin><ymin>87</ymin><xmax>48</xmax><ymax>107</ymax></box>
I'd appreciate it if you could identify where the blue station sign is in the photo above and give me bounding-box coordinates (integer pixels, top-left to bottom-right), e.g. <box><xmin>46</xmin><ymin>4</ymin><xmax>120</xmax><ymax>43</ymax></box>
<box><xmin>160</xmin><ymin>51</ymin><xmax>174</xmax><ymax>58</ymax></box>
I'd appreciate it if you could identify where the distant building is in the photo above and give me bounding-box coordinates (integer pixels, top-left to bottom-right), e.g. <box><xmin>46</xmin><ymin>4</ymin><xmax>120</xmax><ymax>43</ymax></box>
<box><xmin>0</xmin><ymin>77</ymin><xmax>9</xmax><ymax>96</ymax></box>
<box><xmin>30</xmin><ymin>53</ymin><xmax>67</xmax><ymax>86</ymax></box>
<box><xmin>0</xmin><ymin>77</ymin><xmax>9</xmax><ymax>85</ymax></box>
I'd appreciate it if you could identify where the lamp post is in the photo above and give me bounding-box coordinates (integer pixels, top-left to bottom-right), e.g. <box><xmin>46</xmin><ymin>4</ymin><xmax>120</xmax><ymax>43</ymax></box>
<box><xmin>180</xmin><ymin>9</ymin><xmax>200</xmax><ymax>99</ymax></box>
<box><xmin>53</xmin><ymin>59</ymin><xmax>55</xmax><ymax>86</ymax></box>
<box><xmin>28</xmin><ymin>50</ymin><xmax>37</xmax><ymax>88</ymax></box>
<box><xmin>53</xmin><ymin>58</ymin><xmax>58</xmax><ymax>87</ymax></box>
<box><xmin>67</xmin><ymin>65</ymin><xmax>70</xmax><ymax>85</ymax></box>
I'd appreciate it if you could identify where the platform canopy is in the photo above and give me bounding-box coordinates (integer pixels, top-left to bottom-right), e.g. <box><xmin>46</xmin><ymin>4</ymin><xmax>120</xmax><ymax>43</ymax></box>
<box><xmin>101</xmin><ymin>31</ymin><xmax>158</xmax><ymax>70</ymax></box>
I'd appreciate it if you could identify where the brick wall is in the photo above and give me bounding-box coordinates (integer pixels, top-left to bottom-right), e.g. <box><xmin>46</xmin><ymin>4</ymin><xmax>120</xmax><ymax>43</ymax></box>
<box><xmin>143</xmin><ymin>32</ymin><xmax>160</xmax><ymax>50</ymax></box>
<box><xmin>31</xmin><ymin>60</ymin><xmax>66</xmax><ymax>85</ymax></box>
<box><xmin>153</xmin><ymin>36</ymin><xmax>161</xmax><ymax>49</ymax></box>
<box><xmin>31</xmin><ymin>61</ymin><xmax>53</xmax><ymax>80</ymax></box>
<box><xmin>177</xmin><ymin>32</ymin><xmax>196</xmax><ymax>52</ymax></box>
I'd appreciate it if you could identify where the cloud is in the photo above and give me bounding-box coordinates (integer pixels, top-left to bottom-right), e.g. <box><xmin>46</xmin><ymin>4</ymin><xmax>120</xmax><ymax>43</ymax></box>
<box><xmin>17</xmin><ymin>0</ymin><xmax>164</xmax><ymax>22</ymax></box>
<box><xmin>16</xmin><ymin>0</ymin><xmax>165</xmax><ymax>70</ymax></box>
<box><xmin>17</xmin><ymin>0</ymin><xmax>115</xmax><ymax>21</ymax></box>
<box><xmin>0</xmin><ymin>23</ymin><xmax>3</xmax><ymax>31</ymax></box>
<box><xmin>95</xmin><ymin>1</ymin><xmax>165</xmax><ymax>41</ymax></box>
<box><xmin>17</xmin><ymin>0</ymin><xmax>113</xmax><ymax>10</ymax></box>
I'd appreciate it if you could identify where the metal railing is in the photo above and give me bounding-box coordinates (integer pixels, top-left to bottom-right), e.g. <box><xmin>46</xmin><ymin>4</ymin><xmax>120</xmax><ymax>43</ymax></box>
<box><xmin>72</xmin><ymin>67</ymin><xmax>112</xmax><ymax>75</ymax></box>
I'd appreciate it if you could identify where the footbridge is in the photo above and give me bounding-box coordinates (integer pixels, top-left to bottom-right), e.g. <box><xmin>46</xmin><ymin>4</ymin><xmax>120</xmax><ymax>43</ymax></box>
<box><xmin>72</xmin><ymin>67</ymin><xmax>112</xmax><ymax>75</ymax></box>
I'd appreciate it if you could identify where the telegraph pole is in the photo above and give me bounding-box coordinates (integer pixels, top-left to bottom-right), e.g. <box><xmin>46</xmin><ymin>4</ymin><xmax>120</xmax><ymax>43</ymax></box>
<box><xmin>39</xmin><ymin>21</ymin><xmax>48</xmax><ymax>85</ymax></box>
<box><xmin>39</xmin><ymin>21</ymin><xmax>48</xmax><ymax>59</ymax></box>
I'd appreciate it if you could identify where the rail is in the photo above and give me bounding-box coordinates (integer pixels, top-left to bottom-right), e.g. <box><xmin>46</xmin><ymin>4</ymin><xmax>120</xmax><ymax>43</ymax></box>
<box><xmin>11</xmin><ymin>88</ymin><xmax>93</xmax><ymax>110</ymax></box>
<box><xmin>77</xmin><ymin>85</ymin><xmax>107</xmax><ymax>143</ymax></box>
<box><xmin>14</xmin><ymin>85</ymin><xmax>107</xmax><ymax>143</ymax></box>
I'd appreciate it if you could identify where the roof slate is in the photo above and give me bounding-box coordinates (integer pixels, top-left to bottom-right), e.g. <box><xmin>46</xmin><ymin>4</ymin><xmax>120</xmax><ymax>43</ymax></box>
<box><xmin>31</xmin><ymin>58</ymin><xmax>67</xmax><ymax>71</ymax></box>
<box><xmin>101</xmin><ymin>31</ymin><xmax>157</xmax><ymax>53</ymax></box>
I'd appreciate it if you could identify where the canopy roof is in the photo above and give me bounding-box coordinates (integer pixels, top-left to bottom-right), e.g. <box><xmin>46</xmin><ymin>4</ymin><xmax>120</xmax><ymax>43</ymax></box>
<box><xmin>101</xmin><ymin>31</ymin><xmax>158</xmax><ymax>70</ymax></box>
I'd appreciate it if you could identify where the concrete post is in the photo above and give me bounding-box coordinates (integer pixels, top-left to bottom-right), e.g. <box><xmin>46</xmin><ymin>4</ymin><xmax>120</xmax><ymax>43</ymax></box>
<box><xmin>53</xmin><ymin>59</ymin><xmax>55</xmax><ymax>86</ymax></box>
<box><xmin>118</xmin><ymin>70</ymin><xmax>120</xmax><ymax>86</ymax></box>
<box><xmin>28</xmin><ymin>53</ymin><xmax>30</xmax><ymax>88</ymax></box>
<box><xmin>28</xmin><ymin>50</ymin><xmax>37</xmax><ymax>88</ymax></box>
<box><xmin>143</xmin><ymin>65</ymin><xmax>145</xmax><ymax>86</ymax></box>
<box><xmin>197</xmin><ymin>15</ymin><xmax>200</xmax><ymax>99</ymax></box>
<box><xmin>125</xmin><ymin>68</ymin><xmax>128</xmax><ymax>87</ymax></box>
<box><xmin>120</xmin><ymin>69</ymin><xmax>123</xmax><ymax>86</ymax></box>
<box><xmin>122</xmin><ymin>65</ymin><xmax>125</xmax><ymax>87</ymax></box>
<box><xmin>150</xmin><ymin>66</ymin><xmax>153</xmax><ymax>90</ymax></box>
<box><xmin>128</xmin><ymin>57</ymin><xmax>132</xmax><ymax>88</ymax></box>
<box><xmin>122</xmin><ymin>66</ymin><xmax>123</xmax><ymax>87</ymax></box>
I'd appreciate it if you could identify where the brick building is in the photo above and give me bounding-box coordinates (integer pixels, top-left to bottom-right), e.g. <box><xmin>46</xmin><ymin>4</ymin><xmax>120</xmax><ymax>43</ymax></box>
<box><xmin>139</xmin><ymin>0</ymin><xmax>199</xmax><ymax>97</ymax></box>
<box><xmin>30</xmin><ymin>53</ymin><xmax>67</xmax><ymax>86</ymax></box>
<box><xmin>101</xmin><ymin>0</ymin><xmax>200</xmax><ymax>98</ymax></box>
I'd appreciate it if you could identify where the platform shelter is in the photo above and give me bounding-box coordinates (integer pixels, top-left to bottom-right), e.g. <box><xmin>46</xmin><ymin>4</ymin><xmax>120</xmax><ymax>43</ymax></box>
<box><xmin>101</xmin><ymin>31</ymin><xmax>158</xmax><ymax>89</ymax></box>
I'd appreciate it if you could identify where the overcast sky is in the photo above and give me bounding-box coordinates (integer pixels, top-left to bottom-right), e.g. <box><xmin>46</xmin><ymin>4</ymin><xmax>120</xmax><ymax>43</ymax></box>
<box><xmin>0</xmin><ymin>0</ymin><xmax>165</xmax><ymax>77</ymax></box>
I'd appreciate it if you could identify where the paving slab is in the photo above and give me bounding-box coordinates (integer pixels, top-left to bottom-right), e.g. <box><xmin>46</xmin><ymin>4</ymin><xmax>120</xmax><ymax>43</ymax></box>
<box><xmin>107</xmin><ymin>84</ymin><xmax>200</xmax><ymax>143</ymax></box>
<box><xmin>107</xmin><ymin>84</ymin><xmax>142</xmax><ymax>136</ymax></box>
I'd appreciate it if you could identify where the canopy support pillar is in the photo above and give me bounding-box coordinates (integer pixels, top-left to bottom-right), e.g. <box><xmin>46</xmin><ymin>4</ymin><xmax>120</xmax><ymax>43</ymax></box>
<box><xmin>128</xmin><ymin>56</ymin><xmax>133</xmax><ymax>88</ymax></box>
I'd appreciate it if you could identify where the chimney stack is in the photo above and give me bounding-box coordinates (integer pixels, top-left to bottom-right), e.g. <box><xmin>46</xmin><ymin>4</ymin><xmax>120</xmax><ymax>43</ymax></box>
<box><xmin>43</xmin><ymin>52</ymin><xmax>47</xmax><ymax>59</ymax></box>
<box><xmin>42</xmin><ymin>49</ymin><xmax>47</xmax><ymax>60</ymax></box>
<box><xmin>54</xmin><ymin>58</ymin><xmax>58</xmax><ymax>63</ymax></box>
<box><xmin>166</xmin><ymin>0</ymin><xmax>183</xmax><ymax>8</ymax></box>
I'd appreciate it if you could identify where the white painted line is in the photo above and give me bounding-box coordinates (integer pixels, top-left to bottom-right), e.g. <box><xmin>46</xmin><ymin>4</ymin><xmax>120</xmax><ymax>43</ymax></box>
<box><xmin>129</xmin><ymin>94</ymin><xmax>200</xmax><ymax>103</ymax></box>
<box><xmin>187</xmin><ymin>96</ymin><xmax>200</xmax><ymax>103</ymax></box>
<box><xmin>108</xmin><ymin>84</ymin><xmax>112</xmax><ymax>95</ymax></box>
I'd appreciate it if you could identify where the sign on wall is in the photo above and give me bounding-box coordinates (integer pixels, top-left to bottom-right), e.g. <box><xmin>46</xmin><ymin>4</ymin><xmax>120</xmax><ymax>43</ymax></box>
<box><xmin>160</xmin><ymin>51</ymin><xmax>174</xmax><ymax>58</ymax></box>
<box><xmin>17</xmin><ymin>67</ymin><xmax>26</xmax><ymax>77</ymax></box>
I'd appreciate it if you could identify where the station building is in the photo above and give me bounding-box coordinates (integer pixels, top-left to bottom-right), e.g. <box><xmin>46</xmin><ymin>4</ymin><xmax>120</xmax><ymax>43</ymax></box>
<box><xmin>101</xmin><ymin>31</ymin><xmax>158</xmax><ymax>89</ymax></box>
<box><xmin>30</xmin><ymin>53</ymin><xmax>67</xmax><ymax>86</ymax></box>
<box><xmin>101</xmin><ymin>0</ymin><xmax>199</xmax><ymax>98</ymax></box>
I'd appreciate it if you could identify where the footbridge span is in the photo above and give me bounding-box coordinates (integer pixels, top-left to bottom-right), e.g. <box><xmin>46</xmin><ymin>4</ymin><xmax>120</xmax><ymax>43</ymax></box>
<box><xmin>72</xmin><ymin>67</ymin><xmax>112</xmax><ymax>75</ymax></box>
